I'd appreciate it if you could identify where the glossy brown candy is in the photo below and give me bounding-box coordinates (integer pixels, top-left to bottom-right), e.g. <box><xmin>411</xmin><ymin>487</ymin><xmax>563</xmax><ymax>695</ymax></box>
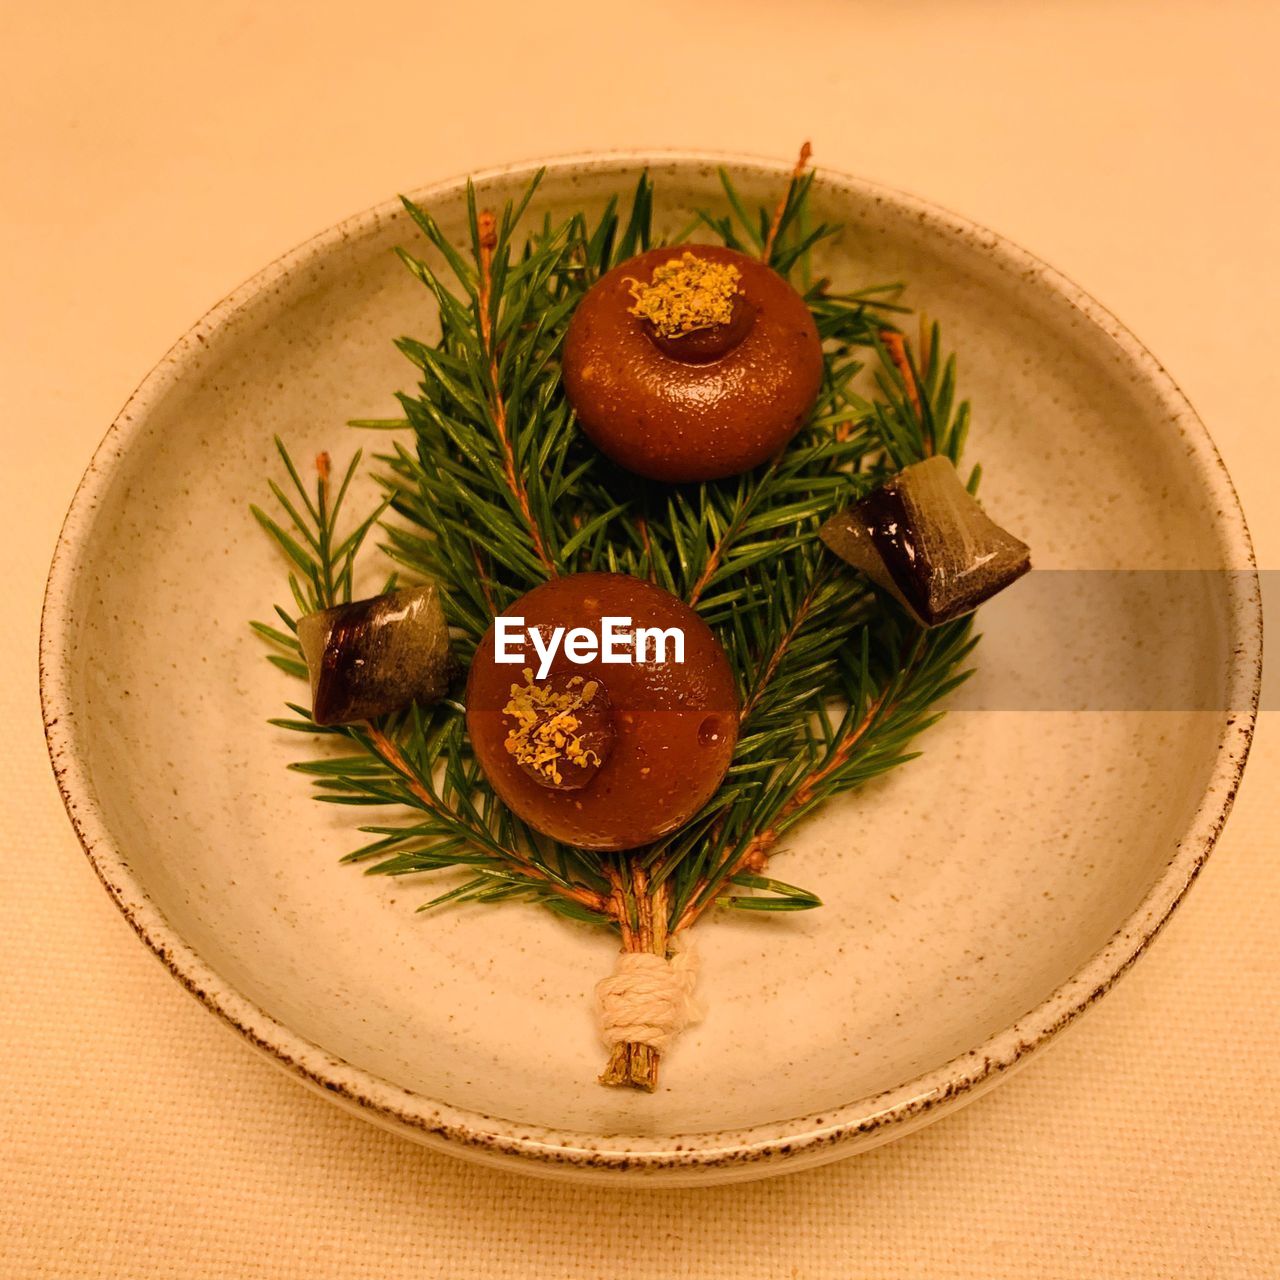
<box><xmin>563</xmin><ymin>245</ymin><xmax>823</xmax><ymax>483</ymax></box>
<box><xmin>297</xmin><ymin>584</ymin><xmax>454</xmax><ymax>725</ymax></box>
<box><xmin>820</xmin><ymin>456</ymin><xmax>1031</xmax><ymax>627</ymax></box>
<box><xmin>466</xmin><ymin>573</ymin><xmax>739</xmax><ymax>850</ymax></box>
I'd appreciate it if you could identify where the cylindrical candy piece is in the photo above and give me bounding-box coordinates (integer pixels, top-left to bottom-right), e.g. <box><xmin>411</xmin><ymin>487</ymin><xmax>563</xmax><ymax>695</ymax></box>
<box><xmin>819</xmin><ymin>457</ymin><xmax>1031</xmax><ymax>626</ymax></box>
<box><xmin>297</xmin><ymin>584</ymin><xmax>454</xmax><ymax>725</ymax></box>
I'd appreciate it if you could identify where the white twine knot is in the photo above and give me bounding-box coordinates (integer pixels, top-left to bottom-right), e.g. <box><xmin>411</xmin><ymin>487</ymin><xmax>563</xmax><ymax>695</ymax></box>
<box><xmin>594</xmin><ymin>935</ymin><xmax>703</xmax><ymax>1056</ymax></box>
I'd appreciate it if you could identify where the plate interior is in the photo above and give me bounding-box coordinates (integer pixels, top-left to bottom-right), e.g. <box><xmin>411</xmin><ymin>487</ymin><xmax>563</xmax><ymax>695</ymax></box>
<box><xmin>61</xmin><ymin>160</ymin><xmax>1243</xmax><ymax>1138</ymax></box>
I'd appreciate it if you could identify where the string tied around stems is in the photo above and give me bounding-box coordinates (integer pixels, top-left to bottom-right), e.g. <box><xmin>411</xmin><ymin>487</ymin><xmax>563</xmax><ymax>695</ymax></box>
<box><xmin>594</xmin><ymin>934</ymin><xmax>703</xmax><ymax>1057</ymax></box>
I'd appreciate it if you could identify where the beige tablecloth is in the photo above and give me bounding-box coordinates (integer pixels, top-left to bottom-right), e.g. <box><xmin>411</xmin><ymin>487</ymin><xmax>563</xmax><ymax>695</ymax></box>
<box><xmin>3</xmin><ymin>2</ymin><xmax>1277</xmax><ymax>1275</ymax></box>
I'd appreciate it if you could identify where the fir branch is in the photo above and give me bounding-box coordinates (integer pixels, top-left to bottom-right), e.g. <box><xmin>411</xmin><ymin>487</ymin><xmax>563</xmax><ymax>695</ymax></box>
<box><xmin>250</xmin><ymin>439</ymin><xmax>386</xmax><ymax>615</ymax></box>
<box><xmin>863</xmin><ymin>320</ymin><xmax>974</xmax><ymax>476</ymax></box>
<box><xmin>254</xmin><ymin>160</ymin><xmax>981</xmax><ymax>943</ymax></box>
<box><xmin>762</xmin><ymin>141</ymin><xmax>813</xmax><ymax>263</ymax></box>
<box><xmin>474</xmin><ymin>203</ymin><xmax>558</xmax><ymax>576</ymax></box>
<box><xmin>363</xmin><ymin>722</ymin><xmax>607</xmax><ymax>915</ymax></box>
<box><xmin>673</xmin><ymin>617</ymin><xmax>976</xmax><ymax>931</ymax></box>
<box><xmin>880</xmin><ymin>329</ymin><xmax>926</xmax><ymax>437</ymax></box>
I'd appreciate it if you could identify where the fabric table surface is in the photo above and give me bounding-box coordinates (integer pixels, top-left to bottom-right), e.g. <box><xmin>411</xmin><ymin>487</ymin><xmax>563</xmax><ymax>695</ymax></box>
<box><xmin>2</xmin><ymin>2</ymin><xmax>1277</xmax><ymax>1276</ymax></box>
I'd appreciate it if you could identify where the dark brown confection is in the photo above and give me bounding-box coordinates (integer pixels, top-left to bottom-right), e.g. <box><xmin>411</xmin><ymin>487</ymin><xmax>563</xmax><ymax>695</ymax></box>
<box><xmin>562</xmin><ymin>245</ymin><xmax>823</xmax><ymax>483</ymax></box>
<box><xmin>819</xmin><ymin>456</ymin><xmax>1031</xmax><ymax>627</ymax></box>
<box><xmin>297</xmin><ymin>583</ymin><xmax>455</xmax><ymax>726</ymax></box>
<box><xmin>466</xmin><ymin>573</ymin><xmax>739</xmax><ymax>850</ymax></box>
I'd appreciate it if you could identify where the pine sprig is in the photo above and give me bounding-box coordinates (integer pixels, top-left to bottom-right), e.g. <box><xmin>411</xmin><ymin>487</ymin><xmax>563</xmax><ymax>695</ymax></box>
<box><xmin>254</xmin><ymin>159</ymin><xmax>980</xmax><ymax>931</ymax></box>
<box><xmin>252</xmin><ymin>442</ymin><xmax>612</xmax><ymax>920</ymax></box>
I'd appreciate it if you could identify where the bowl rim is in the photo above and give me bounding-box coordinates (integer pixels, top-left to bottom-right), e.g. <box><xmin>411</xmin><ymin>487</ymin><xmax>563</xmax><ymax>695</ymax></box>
<box><xmin>40</xmin><ymin>148</ymin><xmax>1263</xmax><ymax>1178</ymax></box>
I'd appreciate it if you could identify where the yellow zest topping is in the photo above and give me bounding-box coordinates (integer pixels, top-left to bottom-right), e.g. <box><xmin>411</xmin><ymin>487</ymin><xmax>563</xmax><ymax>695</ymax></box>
<box><xmin>626</xmin><ymin>252</ymin><xmax>742</xmax><ymax>338</ymax></box>
<box><xmin>502</xmin><ymin>669</ymin><xmax>603</xmax><ymax>786</ymax></box>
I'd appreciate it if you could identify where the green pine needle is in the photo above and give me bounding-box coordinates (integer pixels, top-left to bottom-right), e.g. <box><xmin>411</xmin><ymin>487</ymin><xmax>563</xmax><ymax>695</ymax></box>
<box><xmin>251</xmin><ymin>164</ymin><xmax>979</xmax><ymax>929</ymax></box>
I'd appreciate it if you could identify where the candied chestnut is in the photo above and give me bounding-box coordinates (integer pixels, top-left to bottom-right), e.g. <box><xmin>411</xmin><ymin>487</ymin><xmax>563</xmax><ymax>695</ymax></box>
<box><xmin>297</xmin><ymin>584</ymin><xmax>455</xmax><ymax>726</ymax></box>
<box><xmin>466</xmin><ymin>573</ymin><xmax>739</xmax><ymax>850</ymax></box>
<box><xmin>563</xmin><ymin>245</ymin><xmax>823</xmax><ymax>483</ymax></box>
<box><xmin>820</xmin><ymin>456</ymin><xmax>1031</xmax><ymax>626</ymax></box>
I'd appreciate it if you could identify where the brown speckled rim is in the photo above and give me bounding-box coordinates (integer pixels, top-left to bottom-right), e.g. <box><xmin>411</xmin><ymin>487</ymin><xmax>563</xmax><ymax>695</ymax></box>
<box><xmin>40</xmin><ymin>150</ymin><xmax>1263</xmax><ymax>1182</ymax></box>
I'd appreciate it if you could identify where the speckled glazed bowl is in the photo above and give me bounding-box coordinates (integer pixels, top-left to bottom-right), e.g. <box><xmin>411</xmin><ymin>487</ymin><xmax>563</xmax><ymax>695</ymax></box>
<box><xmin>41</xmin><ymin>152</ymin><xmax>1261</xmax><ymax>1184</ymax></box>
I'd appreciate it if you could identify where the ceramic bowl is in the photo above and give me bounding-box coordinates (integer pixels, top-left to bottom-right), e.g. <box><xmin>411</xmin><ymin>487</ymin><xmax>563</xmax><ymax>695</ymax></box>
<box><xmin>40</xmin><ymin>152</ymin><xmax>1261</xmax><ymax>1184</ymax></box>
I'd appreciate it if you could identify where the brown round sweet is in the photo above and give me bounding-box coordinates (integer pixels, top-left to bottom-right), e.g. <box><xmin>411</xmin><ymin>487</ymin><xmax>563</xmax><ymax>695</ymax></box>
<box><xmin>562</xmin><ymin>245</ymin><xmax>823</xmax><ymax>483</ymax></box>
<box><xmin>466</xmin><ymin>573</ymin><xmax>739</xmax><ymax>850</ymax></box>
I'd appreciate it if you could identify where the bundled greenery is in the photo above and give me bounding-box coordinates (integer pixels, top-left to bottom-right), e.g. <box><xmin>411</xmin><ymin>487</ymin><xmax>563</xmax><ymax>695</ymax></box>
<box><xmin>252</xmin><ymin>161</ymin><xmax>978</xmax><ymax>944</ymax></box>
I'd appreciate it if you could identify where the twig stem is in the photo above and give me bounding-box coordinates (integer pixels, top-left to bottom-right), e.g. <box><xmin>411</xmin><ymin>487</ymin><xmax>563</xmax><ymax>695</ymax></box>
<box><xmin>476</xmin><ymin>209</ymin><xmax>558</xmax><ymax>576</ymax></box>
<box><xmin>881</xmin><ymin>329</ymin><xmax>932</xmax><ymax>457</ymax></box>
<box><xmin>761</xmin><ymin>141</ymin><xmax>812</xmax><ymax>263</ymax></box>
<box><xmin>686</xmin><ymin>457</ymin><xmax>780</xmax><ymax>608</ymax></box>
<box><xmin>599</xmin><ymin>863</ymin><xmax>668</xmax><ymax>1091</ymax></box>
<box><xmin>737</xmin><ymin>573</ymin><xmax>823</xmax><ymax>723</ymax></box>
